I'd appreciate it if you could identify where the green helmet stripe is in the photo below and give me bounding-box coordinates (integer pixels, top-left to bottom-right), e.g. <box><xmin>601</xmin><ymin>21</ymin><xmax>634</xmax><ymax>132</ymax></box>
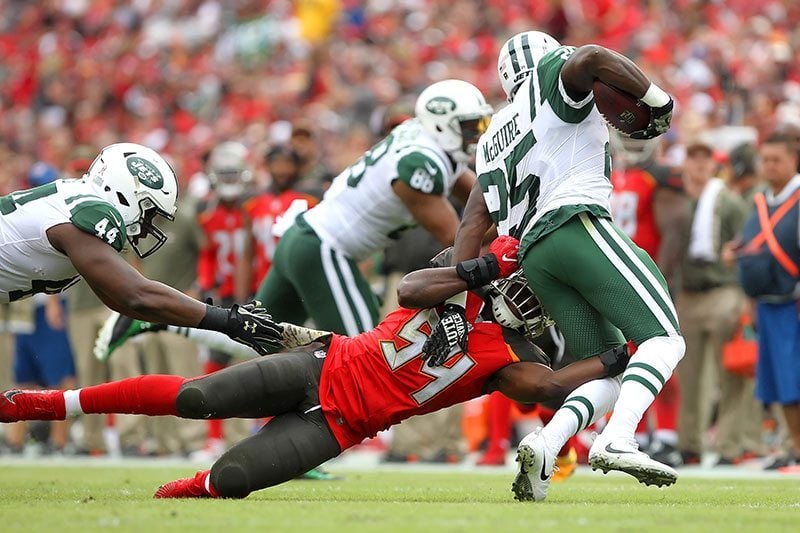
<box><xmin>520</xmin><ymin>33</ymin><xmax>535</xmax><ymax>68</ymax></box>
<box><xmin>507</xmin><ymin>38</ymin><xmax>521</xmax><ymax>74</ymax></box>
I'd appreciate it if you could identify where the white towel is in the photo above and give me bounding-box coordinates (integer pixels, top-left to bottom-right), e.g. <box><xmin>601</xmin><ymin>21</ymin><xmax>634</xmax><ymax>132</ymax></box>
<box><xmin>688</xmin><ymin>177</ymin><xmax>725</xmax><ymax>262</ymax></box>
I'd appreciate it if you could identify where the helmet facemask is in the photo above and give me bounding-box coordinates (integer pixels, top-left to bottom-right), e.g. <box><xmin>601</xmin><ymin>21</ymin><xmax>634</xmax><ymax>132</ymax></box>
<box><xmin>488</xmin><ymin>270</ymin><xmax>553</xmax><ymax>341</ymax></box>
<box><xmin>126</xmin><ymin>197</ymin><xmax>175</xmax><ymax>258</ymax></box>
<box><xmin>457</xmin><ymin>115</ymin><xmax>492</xmax><ymax>157</ymax></box>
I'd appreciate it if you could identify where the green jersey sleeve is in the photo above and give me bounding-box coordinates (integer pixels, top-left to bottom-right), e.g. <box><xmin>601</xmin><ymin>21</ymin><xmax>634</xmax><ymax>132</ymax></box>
<box><xmin>535</xmin><ymin>46</ymin><xmax>595</xmax><ymax>124</ymax></box>
<box><xmin>396</xmin><ymin>151</ymin><xmax>446</xmax><ymax>195</ymax></box>
<box><xmin>70</xmin><ymin>200</ymin><xmax>127</xmax><ymax>252</ymax></box>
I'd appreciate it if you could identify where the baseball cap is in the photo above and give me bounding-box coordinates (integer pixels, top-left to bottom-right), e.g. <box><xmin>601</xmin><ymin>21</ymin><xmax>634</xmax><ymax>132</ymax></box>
<box><xmin>728</xmin><ymin>143</ymin><xmax>757</xmax><ymax>179</ymax></box>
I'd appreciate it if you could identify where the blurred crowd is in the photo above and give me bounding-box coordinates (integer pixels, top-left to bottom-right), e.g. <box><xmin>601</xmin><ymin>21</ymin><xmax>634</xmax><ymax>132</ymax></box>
<box><xmin>1</xmin><ymin>1</ymin><xmax>800</xmax><ymax>468</ymax></box>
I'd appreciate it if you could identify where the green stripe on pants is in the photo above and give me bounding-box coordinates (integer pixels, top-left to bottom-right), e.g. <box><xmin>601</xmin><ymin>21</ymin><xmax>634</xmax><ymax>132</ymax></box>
<box><xmin>520</xmin><ymin>211</ymin><xmax>678</xmax><ymax>358</ymax></box>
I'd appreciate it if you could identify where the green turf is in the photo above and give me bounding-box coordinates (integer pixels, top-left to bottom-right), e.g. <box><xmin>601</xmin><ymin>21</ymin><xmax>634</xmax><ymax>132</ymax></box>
<box><xmin>0</xmin><ymin>467</ymin><xmax>798</xmax><ymax>531</ymax></box>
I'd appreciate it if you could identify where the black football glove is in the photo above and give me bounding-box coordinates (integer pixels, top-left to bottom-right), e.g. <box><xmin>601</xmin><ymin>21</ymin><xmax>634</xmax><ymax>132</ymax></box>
<box><xmin>421</xmin><ymin>304</ymin><xmax>468</xmax><ymax>367</ymax></box>
<box><xmin>199</xmin><ymin>301</ymin><xmax>284</xmax><ymax>356</ymax></box>
<box><xmin>630</xmin><ymin>98</ymin><xmax>673</xmax><ymax>140</ymax></box>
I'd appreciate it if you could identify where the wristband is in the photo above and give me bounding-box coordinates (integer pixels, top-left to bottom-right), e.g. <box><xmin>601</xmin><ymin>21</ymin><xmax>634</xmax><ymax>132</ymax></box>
<box><xmin>197</xmin><ymin>304</ymin><xmax>228</xmax><ymax>331</ymax></box>
<box><xmin>455</xmin><ymin>254</ymin><xmax>500</xmax><ymax>289</ymax></box>
<box><xmin>640</xmin><ymin>84</ymin><xmax>671</xmax><ymax>108</ymax></box>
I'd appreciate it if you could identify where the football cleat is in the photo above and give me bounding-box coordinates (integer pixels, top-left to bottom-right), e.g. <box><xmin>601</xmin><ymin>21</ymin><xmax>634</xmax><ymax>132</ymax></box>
<box><xmin>0</xmin><ymin>389</ymin><xmax>61</xmax><ymax>422</ymax></box>
<box><xmin>512</xmin><ymin>428</ymin><xmax>556</xmax><ymax>502</ymax></box>
<box><xmin>589</xmin><ymin>434</ymin><xmax>678</xmax><ymax>487</ymax></box>
<box><xmin>551</xmin><ymin>447</ymin><xmax>578</xmax><ymax>483</ymax></box>
<box><xmin>154</xmin><ymin>470</ymin><xmax>214</xmax><ymax>499</ymax></box>
<box><xmin>94</xmin><ymin>312</ymin><xmax>166</xmax><ymax>361</ymax></box>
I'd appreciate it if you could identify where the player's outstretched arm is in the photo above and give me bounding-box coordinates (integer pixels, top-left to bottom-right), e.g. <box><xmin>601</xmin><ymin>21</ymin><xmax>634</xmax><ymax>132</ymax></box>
<box><xmin>51</xmin><ymin>223</ymin><xmax>208</xmax><ymax>325</ymax></box>
<box><xmin>489</xmin><ymin>345</ymin><xmax>629</xmax><ymax>404</ymax></box>
<box><xmin>397</xmin><ymin>267</ymin><xmax>467</xmax><ymax>309</ymax></box>
<box><xmin>50</xmin><ymin>224</ymin><xmax>283</xmax><ymax>355</ymax></box>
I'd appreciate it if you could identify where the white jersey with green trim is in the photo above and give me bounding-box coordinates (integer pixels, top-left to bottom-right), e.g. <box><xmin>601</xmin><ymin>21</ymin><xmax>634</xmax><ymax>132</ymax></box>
<box><xmin>0</xmin><ymin>178</ymin><xmax>126</xmax><ymax>303</ymax></box>
<box><xmin>476</xmin><ymin>46</ymin><xmax>612</xmax><ymax>243</ymax></box>
<box><xmin>304</xmin><ymin>119</ymin><xmax>464</xmax><ymax>261</ymax></box>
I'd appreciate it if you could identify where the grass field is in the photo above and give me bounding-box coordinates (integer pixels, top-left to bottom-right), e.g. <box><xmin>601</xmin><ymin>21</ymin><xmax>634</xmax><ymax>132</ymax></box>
<box><xmin>1</xmin><ymin>464</ymin><xmax>799</xmax><ymax>532</ymax></box>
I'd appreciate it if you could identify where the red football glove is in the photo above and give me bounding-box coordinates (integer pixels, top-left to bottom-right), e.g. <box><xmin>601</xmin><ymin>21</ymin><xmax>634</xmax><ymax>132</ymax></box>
<box><xmin>488</xmin><ymin>235</ymin><xmax>520</xmax><ymax>278</ymax></box>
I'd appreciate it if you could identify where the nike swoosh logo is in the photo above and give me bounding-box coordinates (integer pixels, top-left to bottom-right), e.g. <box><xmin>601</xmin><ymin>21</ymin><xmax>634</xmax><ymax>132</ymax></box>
<box><xmin>424</xmin><ymin>162</ymin><xmax>437</xmax><ymax>175</ymax></box>
<box><xmin>540</xmin><ymin>458</ymin><xmax>550</xmax><ymax>481</ymax></box>
<box><xmin>501</xmin><ymin>254</ymin><xmax>516</xmax><ymax>263</ymax></box>
<box><xmin>3</xmin><ymin>390</ymin><xmax>22</xmax><ymax>404</ymax></box>
<box><xmin>605</xmin><ymin>443</ymin><xmax>635</xmax><ymax>455</ymax></box>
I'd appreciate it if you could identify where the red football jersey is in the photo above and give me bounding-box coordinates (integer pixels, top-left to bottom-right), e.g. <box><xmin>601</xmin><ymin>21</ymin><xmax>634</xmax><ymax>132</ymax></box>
<box><xmin>243</xmin><ymin>190</ymin><xmax>317</xmax><ymax>291</ymax></box>
<box><xmin>319</xmin><ymin>302</ymin><xmax>519</xmax><ymax>450</ymax></box>
<box><xmin>197</xmin><ymin>201</ymin><xmax>245</xmax><ymax>299</ymax></box>
<box><xmin>610</xmin><ymin>162</ymin><xmax>681</xmax><ymax>259</ymax></box>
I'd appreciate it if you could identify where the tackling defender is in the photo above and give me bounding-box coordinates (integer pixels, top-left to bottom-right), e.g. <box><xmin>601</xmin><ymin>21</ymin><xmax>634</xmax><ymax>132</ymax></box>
<box><xmin>1</xmin><ymin>250</ymin><xmax>630</xmax><ymax>499</ymax></box>
<box><xmin>0</xmin><ymin>143</ymin><xmax>281</xmax><ymax>355</ymax></box>
<box><xmin>254</xmin><ymin>79</ymin><xmax>492</xmax><ymax>335</ymax></box>
<box><xmin>421</xmin><ymin>31</ymin><xmax>685</xmax><ymax>500</ymax></box>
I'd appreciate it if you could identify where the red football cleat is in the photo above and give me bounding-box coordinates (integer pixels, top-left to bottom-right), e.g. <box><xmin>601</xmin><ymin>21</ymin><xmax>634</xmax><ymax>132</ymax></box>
<box><xmin>154</xmin><ymin>470</ymin><xmax>215</xmax><ymax>499</ymax></box>
<box><xmin>0</xmin><ymin>389</ymin><xmax>64</xmax><ymax>422</ymax></box>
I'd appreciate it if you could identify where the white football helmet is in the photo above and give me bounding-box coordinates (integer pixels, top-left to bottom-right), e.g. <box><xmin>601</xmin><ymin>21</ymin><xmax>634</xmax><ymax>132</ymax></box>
<box><xmin>415</xmin><ymin>79</ymin><xmax>493</xmax><ymax>163</ymax></box>
<box><xmin>85</xmin><ymin>142</ymin><xmax>179</xmax><ymax>258</ymax></box>
<box><xmin>489</xmin><ymin>270</ymin><xmax>553</xmax><ymax>341</ymax></box>
<box><xmin>207</xmin><ymin>141</ymin><xmax>252</xmax><ymax>201</ymax></box>
<box><xmin>498</xmin><ymin>31</ymin><xmax>561</xmax><ymax>101</ymax></box>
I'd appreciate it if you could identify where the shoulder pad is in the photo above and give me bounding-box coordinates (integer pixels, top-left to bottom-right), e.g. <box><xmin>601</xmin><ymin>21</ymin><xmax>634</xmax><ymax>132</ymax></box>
<box><xmin>396</xmin><ymin>151</ymin><xmax>445</xmax><ymax>195</ymax></box>
<box><xmin>69</xmin><ymin>200</ymin><xmax>127</xmax><ymax>252</ymax></box>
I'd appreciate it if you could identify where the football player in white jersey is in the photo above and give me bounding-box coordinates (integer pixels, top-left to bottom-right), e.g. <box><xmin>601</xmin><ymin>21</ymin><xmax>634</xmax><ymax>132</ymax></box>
<box><xmin>252</xmin><ymin>80</ymin><xmax>492</xmax><ymax>336</ymax></box>
<box><xmin>0</xmin><ymin>143</ymin><xmax>281</xmax><ymax>356</ymax></box>
<box><xmin>420</xmin><ymin>32</ymin><xmax>685</xmax><ymax>499</ymax></box>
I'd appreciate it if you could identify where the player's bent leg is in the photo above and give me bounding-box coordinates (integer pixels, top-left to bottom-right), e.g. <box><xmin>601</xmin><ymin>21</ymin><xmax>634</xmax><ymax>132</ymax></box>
<box><xmin>210</xmin><ymin>411</ymin><xmax>341</xmax><ymax>498</ymax></box>
<box><xmin>513</xmin><ymin>376</ymin><xmax>622</xmax><ymax>502</ymax></box>
<box><xmin>254</xmin><ymin>224</ymin><xmax>313</xmax><ymax>326</ymax></box>
<box><xmin>176</xmin><ymin>349</ymin><xmax>325</xmax><ymax>420</ymax></box>
<box><xmin>289</xmin><ymin>237</ymin><xmax>379</xmax><ymax>336</ymax></box>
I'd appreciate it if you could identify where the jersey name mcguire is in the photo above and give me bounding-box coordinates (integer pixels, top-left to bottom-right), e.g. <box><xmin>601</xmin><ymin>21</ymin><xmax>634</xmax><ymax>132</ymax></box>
<box><xmin>482</xmin><ymin>113</ymin><xmax>522</xmax><ymax>163</ymax></box>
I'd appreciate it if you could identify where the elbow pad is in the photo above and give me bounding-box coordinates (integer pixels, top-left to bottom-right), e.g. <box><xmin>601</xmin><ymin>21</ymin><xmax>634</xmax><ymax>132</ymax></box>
<box><xmin>455</xmin><ymin>254</ymin><xmax>500</xmax><ymax>289</ymax></box>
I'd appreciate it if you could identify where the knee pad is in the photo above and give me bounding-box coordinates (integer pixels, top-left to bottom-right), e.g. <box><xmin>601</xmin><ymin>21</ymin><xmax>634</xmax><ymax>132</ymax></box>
<box><xmin>211</xmin><ymin>459</ymin><xmax>250</xmax><ymax>499</ymax></box>
<box><xmin>175</xmin><ymin>382</ymin><xmax>212</xmax><ymax>419</ymax></box>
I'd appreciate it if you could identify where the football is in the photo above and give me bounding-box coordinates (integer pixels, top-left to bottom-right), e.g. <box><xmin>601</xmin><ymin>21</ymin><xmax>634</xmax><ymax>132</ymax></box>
<box><xmin>592</xmin><ymin>80</ymin><xmax>650</xmax><ymax>135</ymax></box>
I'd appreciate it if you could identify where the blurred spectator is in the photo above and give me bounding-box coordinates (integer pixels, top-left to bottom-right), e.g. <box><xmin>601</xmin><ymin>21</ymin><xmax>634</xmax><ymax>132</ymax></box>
<box><xmin>727</xmin><ymin>143</ymin><xmax>761</xmax><ymax>202</ymax></box>
<box><xmin>676</xmin><ymin>139</ymin><xmax>758</xmax><ymax>466</ymax></box>
<box><xmin>289</xmin><ymin>122</ymin><xmax>334</xmax><ymax>199</ymax></box>
<box><xmin>736</xmin><ymin>133</ymin><xmax>800</xmax><ymax>470</ymax></box>
<box><xmin>194</xmin><ymin>141</ymin><xmax>252</xmax><ymax>460</ymax></box>
<box><xmin>237</xmin><ymin>144</ymin><xmax>318</xmax><ymax>301</ymax></box>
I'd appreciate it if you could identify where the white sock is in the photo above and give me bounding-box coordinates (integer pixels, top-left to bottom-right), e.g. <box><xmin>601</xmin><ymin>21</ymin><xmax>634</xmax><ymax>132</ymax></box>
<box><xmin>165</xmin><ymin>326</ymin><xmax>259</xmax><ymax>359</ymax></box>
<box><xmin>602</xmin><ymin>335</ymin><xmax>685</xmax><ymax>440</ymax></box>
<box><xmin>539</xmin><ymin>376</ymin><xmax>622</xmax><ymax>454</ymax></box>
<box><xmin>63</xmin><ymin>389</ymin><xmax>83</xmax><ymax>417</ymax></box>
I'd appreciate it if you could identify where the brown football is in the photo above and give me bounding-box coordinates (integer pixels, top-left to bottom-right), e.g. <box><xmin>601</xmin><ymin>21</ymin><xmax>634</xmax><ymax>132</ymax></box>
<box><xmin>592</xmin><ymin>80</ymin><xmax>650</xmax><ymax>135</ymax></box>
